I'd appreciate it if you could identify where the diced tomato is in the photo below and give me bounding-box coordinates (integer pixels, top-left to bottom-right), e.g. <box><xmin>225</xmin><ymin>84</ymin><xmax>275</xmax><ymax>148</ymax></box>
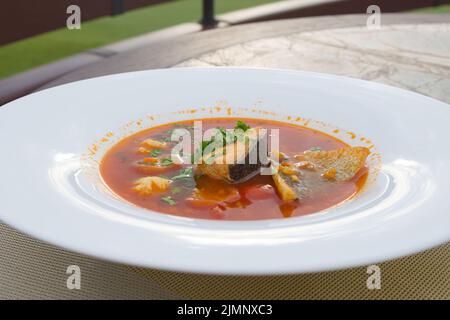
<box><xmin>210</xmin><ymin>206</ymin><xmax>226</xmax><ymax>219</ymax></box>
<box><xmin>135</xmin><ymin>162</ymin><xmax>181</xmax><ymax>174</ymax></box>
<box><xmin>142</xmin><ymin>157</ymin><xmax>158</xmax><ymax>164</ymax></box>
<box><xmin>223</xmin><ymin>189</ymin><xmax>241</xmax><ymax>204</ymax></box>
<box><xmin>185</xmin><ymin>197</ymin><xmax>219</xmax><ymax>209</ymax></box>
<box><xmin>245</xmin><ymin>184</ymin><xmax>275</xmax><ymax>200</ymax></box>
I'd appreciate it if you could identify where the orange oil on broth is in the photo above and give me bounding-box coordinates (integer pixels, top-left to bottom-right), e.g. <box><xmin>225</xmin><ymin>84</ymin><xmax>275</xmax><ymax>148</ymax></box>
<box><xmin>100</xmin><ymin>118</ymin><xmax>367</xmax><ymax>220</ymax></box>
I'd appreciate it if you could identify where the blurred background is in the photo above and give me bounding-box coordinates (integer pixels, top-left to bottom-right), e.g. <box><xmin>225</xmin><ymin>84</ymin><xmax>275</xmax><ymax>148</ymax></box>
<box><xmin>1</xmin><ymin>0</ymin><xmax>449</xmax><ymax>80</ymax></box>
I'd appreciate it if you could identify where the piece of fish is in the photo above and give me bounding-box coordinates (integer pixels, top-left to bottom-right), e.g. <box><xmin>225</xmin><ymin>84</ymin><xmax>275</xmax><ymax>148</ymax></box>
<box><xmin>196</xmin><ymin>128</ymin><xmax>270</xmax><ymax>183</ymax></box>
<box><xmin>273</xmin><ymin>146</ymin><xmax>370</xmax><ymax>201</ymax></box>
<box><xmin>272</xmin><ymin>172</ymin><xmax>308</xmax><ymax>201</ymax></box>
<box><xmin>298</xmin><ymin>146</ymin><xmax>370</xmax><ymax>181</ymax></box>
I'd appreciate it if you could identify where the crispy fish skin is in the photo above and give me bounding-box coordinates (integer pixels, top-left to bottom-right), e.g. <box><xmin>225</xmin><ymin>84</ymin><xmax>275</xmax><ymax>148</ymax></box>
<box><xmin>272</xmin><ymin>168</ymin><xmax>310</xmax><ymax>201</ymax></box>
<box><xmin>196</xmin><ymin>140</ymin><xmax>254</xmax><ymax>183</ymax></box>
<box><xmin>196</xmin><ymin>162</ymin><xmax>231</xmax><ymax>182</ymax></box>
<box><xmin>302</xmin><ymin>146</ymin><xmax>370</xmax><ymax>181</ymax></box>
<box><xmin>272</xmin><ymin>173</ymin><xmax>298</xmax><ymax>201</ymax></box>
<box><xmin>196</xmin><ymin>128</ymin><xmax>267</xmax><ymax>183</ymax></box>
<box><xmin>272</xmin><ymin>146</ymin><xmax>370</xmax><ymax>201</ymax></box>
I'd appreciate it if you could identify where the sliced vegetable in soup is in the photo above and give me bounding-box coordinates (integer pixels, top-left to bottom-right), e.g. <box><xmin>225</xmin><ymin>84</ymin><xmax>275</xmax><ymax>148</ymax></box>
<box><xmin>100</xmin><ymin>118</ymin><xmax>369</xmax><ymax>220</ymax></box>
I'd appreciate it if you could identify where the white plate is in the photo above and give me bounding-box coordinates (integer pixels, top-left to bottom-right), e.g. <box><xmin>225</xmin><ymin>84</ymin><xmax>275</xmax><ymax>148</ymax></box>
<box><xmin>0</xmin><ymin>68</ymin><xmax>449</xmax><ymax>275</ymax></box>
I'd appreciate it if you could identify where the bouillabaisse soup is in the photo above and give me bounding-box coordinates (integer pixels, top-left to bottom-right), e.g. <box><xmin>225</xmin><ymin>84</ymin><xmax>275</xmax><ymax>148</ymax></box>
<box><xmin>100</xmin><ymin>118</ymin><xmax>369</xmax><ymax>220</ymax></box>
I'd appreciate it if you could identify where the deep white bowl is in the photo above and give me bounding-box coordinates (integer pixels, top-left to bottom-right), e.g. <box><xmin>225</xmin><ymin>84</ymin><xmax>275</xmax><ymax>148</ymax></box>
<box><xmin>0</xmin><ymin>68</ymin><xmax>449</xmax><ymax>274</ymax></box>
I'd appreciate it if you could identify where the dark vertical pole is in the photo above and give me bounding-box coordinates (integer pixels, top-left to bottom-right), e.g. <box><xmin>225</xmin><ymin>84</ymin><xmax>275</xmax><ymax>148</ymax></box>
<box><xmin>200</xmin><ymin>0</ymin><xmax>217</xmax><ymax>28</ymax></box>
<box><xmin>111</xmin><ymin>0</ymin><xmax>125</xmax><ymax>16</ymax></box>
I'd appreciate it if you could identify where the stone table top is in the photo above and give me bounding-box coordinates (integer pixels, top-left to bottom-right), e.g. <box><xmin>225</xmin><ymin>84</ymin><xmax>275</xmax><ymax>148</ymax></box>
<box><xmin>176</xmin><ymin>23</ymin><xmax>450</xmax><ymax>103</ymax></box>
<box><xmin>44</xmin><ymin>13</ymin><xmax>450</xmax><ymax>103</ymax></box>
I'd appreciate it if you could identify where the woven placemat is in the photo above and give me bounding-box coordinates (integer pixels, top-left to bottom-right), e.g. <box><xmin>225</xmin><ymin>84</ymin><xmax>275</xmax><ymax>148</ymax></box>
<box><xmin>0</xmin><ymin>223</ymin><xmax>179</xmax><ymax>299</ymax></box>
<box><xmin>1</xmin><ymin>221</ymin><xmax>448</xmax><ymax>299</ymax></box>
<box><xmin>130</xmin><ymin>242</ymin><xmax>449</xmax><ymax>300</ymax></box>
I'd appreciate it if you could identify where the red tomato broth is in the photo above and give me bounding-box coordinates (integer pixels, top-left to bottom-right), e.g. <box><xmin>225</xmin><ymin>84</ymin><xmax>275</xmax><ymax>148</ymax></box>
<box><xmin>100</xmin><ymin>118</ymin><xmax>368</xmax><ymax>220</ymax></box>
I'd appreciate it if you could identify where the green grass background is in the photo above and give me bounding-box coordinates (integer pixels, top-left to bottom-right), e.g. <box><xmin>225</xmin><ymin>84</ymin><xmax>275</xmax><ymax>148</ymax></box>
<box><xmin>0</xmin><ymin>0</ymin><xmax>278</xmax><ymax>79</ymax></box>
<box><xmin>0</xmin><ymin>1</ymin><xmax>448</xmax><ymax>79</ymax></box>
<box><xmin>413</xmin><ymin>4</ymin><xmax>450</xmax><ymax>13</ymax></box>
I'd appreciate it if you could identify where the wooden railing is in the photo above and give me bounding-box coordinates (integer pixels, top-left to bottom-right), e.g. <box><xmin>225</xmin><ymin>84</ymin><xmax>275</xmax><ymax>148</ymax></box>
<box><xmin>218</xmin><ymin>0</ymin><xmax>450</xmax><ymax>25</ymax></box>
<box><xmin>0</xmin><ymin>0</ymin><xmax>171</xmax><ymax>45</ymax></box>
<box><xmin>2</xmin><ymin>0</ymin><xmax>449</xmax><ymax>46</ymax></box>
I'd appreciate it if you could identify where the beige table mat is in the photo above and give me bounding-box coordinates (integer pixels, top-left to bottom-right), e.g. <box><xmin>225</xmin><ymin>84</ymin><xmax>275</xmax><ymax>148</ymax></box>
<box><xmin>0</xmin><ymin>223</ymin><xmax>180</xmax><ymax>299</ymax></box>
<box><xmin>130</xmin><ymin>243</ymin><xmax>449</xmax><ymax>300</ymax></box>
<box><xmin>2</xmin><ymin>221</ymin><xmax>448</xmax><ymax>299</ymax></box>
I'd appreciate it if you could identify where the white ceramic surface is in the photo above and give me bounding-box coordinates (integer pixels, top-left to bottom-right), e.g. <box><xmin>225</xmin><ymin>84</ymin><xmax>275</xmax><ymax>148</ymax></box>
<box><xmin>0</xmin><ymin>68</ymin><xmax>449</xmax><ymax>275</ymax></box>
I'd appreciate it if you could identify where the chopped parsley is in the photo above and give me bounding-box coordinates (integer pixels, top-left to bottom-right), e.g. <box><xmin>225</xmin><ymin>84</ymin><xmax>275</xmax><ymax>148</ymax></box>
<box><xmin>201</xmin><ymin>140</ymin><xmax>213</xmax><ymax>152</ymax></box>
<box><xmin>191</xmin><ymin>121</ymin><xmax>252</xmax><ymax>163</ymax></box>
<box><xmin>161</xmin><ymin>196</ymin><xmax>176</xmax><ymax>206</ymax></box>
<box><xmin>148</xmin><ymin>149</ymin><xmax>162</xmax><ymax>157</ymax></box>
<box><xmin>172</xmin><ymin>167</ymin><xmax>193</xmax><ymax>180</ymax></box>
<box><xmin>171</xmin><ymin>187</ymin><xmax>182</xmax><ymax>194</ymax></box>
<box><xmin>160</xmin><ymin>158</ymin><xmax>174</xmax><ymax>166</ymax></box>
<box><xmin>235</xmin><ymin>120</ymin><xmax>250</xmax><ymax>132</ymax></box>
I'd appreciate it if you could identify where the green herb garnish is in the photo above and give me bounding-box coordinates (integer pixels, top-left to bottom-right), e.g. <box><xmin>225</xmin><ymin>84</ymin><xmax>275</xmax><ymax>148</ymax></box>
<box><xmin>161</xmin><ymin>196</ymin><xmax>176</xmax><ymax>206</ymax></box>
<box><xmin>160</xmin><ymin>158</ymin><xmax>174</xmax><ymax>166</ymax></box>
<box><xmin>192</xmin><ymin>121</ymin><xmax>252</xmax><ymax>162</ymax></box>
<box><xmin>182</xmin><ymin>179</ymin><xmax>196</xmax><ymax>188</ymax></box>
<box><xmin>172</xmin><ymin>167</ymin><xmax>193</xmax><ymax>180</ymax></box>
<box><xmin>201</xmin><ymin>140</ymin><xmax>212</xmax><ymax>153</ymax></box>
<box><xmin>149</xmin><ymin>149</ymin><xmax>162</xmax><ymax>157</ymax></box>
<box><xmin>171</xmin><ymin>187</ymin><xmax>182</xmax><ymax>195</ymax></box>
<box><xmin>235</xmin><ymin>120</ymin><xmax>250</xmax><ymax>132</ymax></box>
<box><xmin>200</xmin><ymin>128</ymin><xmax>232</xmax><ymax>154</ymax></box>
<box><xmin>191</xmin><ymin>148</ymin><xmax>204</xmax><ymax>164</ymax></box>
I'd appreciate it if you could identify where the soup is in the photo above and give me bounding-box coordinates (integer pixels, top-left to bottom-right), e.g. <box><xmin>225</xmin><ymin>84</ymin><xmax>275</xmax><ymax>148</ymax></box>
<box><xmin>100</xmin><ymin>118</ymin><xmax>369</xmax><ymax>220</ymax></box>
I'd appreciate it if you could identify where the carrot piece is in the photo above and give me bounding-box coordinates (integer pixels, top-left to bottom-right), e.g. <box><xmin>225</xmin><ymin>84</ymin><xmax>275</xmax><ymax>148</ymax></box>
<box><xmin>245</xmin><ymin>184</ymin><xmax>275</xmax><ymax>200</ymax></box>
<box><xmin>137</xmin><ymin>146</ymin><xmax>150</xmax><ymax>154</ymax></box>
<box><xmin>185</xmin><ymin>197</ymin><xmax>219</xmax><ymax>209</ymax></box>
<box><xmin>322</xmin><ymin>167</ymin><xmax>337</xmax><ymax>180</ymax></box>
<box><xmin>141</xmin><ymin>139</ymin><xmax>167</xmax><ymax>149</ymax></box>
<box><xmin>142</xmin><ymin>157</ymin><xmax>159</xmax><ymax>164</ymax></box>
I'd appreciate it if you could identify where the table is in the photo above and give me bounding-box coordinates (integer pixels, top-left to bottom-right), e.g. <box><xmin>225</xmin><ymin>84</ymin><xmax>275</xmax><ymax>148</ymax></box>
<box><xmin>1</xmin><ymin>13</ymin><xmax>449</xmax><ymax>299</ymax></box>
